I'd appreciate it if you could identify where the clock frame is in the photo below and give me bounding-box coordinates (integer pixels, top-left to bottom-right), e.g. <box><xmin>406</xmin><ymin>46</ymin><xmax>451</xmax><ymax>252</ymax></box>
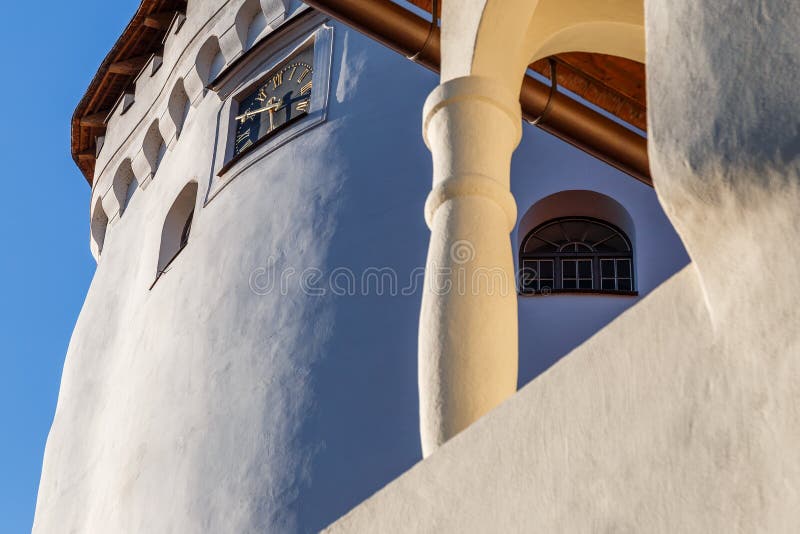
<box><xmin>208</xmin><ymin>17</ymin><xmax>333</xmax><ymax>202</ymax></box>
<box><xmin>233</xmin><ymin>44</ymin><xmax>316</xmax><ymax>157</ymax></box>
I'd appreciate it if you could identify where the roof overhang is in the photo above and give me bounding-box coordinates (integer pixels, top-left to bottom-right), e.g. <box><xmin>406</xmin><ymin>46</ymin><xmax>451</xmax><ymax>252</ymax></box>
<box><xmin>71</xmin><ymin>0</ymin><xmax>187</xmax><ymax>185</ymax></box>
<box><xmin>303</xmin><ymin>0</ymin><xmax>650</xmax><ymax>184</ymax></box>
<box><xmin>71</xmin><ymin>0</ymin><xmax>649</xmax><ymax>186</ymax></box>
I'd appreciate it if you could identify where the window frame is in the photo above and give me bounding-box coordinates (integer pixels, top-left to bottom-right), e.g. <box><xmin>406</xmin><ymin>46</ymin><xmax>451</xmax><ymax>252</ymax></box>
<box><xmin>518</xmin><ymin>216</ymin><xmax>637</xmax><ymax>296</ymax></box>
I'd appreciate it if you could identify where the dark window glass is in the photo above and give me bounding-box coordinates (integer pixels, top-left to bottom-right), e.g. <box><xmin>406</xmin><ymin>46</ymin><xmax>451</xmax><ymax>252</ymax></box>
<box><xmin>617</xmin><ymin>259</ymin><xmax>631</xmax><ymax>277</ymax></box>
<box><xmin>561</xmin><ymin>220</ymin><xmax>586</xmax><ymax>240</ymax></box>
<box><xmin>519</xmin><ymin>217</ymin><xmax>635</xmax><ymax>294</ymax></box>
<box><xmin>539</xmin><ymin>261</ymin><xmax>553</xmax><ymax>279</ymax></box>
<box><xmin>601</xmin><ymin>259</ymin><xmax>614</xmax><ymax>278</ymax></box>
<box><xmin>521</xmin><ymin>259</ymin><xmax>555</xmax><ymax>293</ymax></box>
<box><xmin>537</xmin><ymin>224</ymin><xmax>564</xmax><ymax>245</ymax></box>
<box><xmin>180</xmin><ymin>210</ymin><xmax>194</xmax><ymax>249</ymax></box>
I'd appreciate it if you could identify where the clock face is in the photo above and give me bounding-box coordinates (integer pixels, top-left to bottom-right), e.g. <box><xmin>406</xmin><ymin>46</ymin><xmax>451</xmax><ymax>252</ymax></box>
<box><xmin>233</xmin><ymin>45</ymin><xmax>315</xmax><ymax>156</ymax></box>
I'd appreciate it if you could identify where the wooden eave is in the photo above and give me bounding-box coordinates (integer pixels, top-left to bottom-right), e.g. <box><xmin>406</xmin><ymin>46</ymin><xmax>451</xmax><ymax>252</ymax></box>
<box><xmin>70</xmin><ymin>0</ymin><xmax>186</xmax><ymax>185</ymax></box>
<box><xmin>73</xmin><ymin>0</ymin><xmax>646</xmax><ymax>186</ymax></box>
<box><xmin>407</xmin><ymin>0</ymin><xmax>647</xmax><ymax>132</ymax></box>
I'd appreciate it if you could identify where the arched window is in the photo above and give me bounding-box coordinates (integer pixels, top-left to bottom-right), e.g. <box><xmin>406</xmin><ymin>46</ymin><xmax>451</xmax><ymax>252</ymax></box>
<box><xmin>519</xmin><ymin>217</ymin><xmax>634</xmax><ymax>294</ymax></box>
<box><xmin>112</xmin><ymin>159</ymin><xmax>137</xmax><ymax>215</ymax></box>
<box><xmin>91</xmin><ymin>197</ymin><xmax>109</xmax><ymax>260</ymax></box>
<box><xmin>156</xmin><ymin>182</ymin><xmax>198</xmax><ymax>280</ymax></box>
<box><xmin>167</xmin><ymin>79</ymin><xmax>191</xmax><ymax>139</ymax></box>
<box><xmin>143</xmin><ymin>121</ymin><xmax>167</xmax><ymax>177</ymax></box>
<box><xmin>195</xmin><ymin>36</ymin><xmax>225</xmax><ymax>85</ymax></box>
<box><xmin>180</xmin><ymin>209</ymin><xmax>194</xmax><ymax>249</ymax></box>
<box><xmin>235</xmin><ymin>0</ymin><xmax>269</xmax><ymax>50</ymax></box>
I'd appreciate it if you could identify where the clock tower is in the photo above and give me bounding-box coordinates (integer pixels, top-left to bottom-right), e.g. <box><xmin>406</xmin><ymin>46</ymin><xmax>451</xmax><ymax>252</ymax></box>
<box><xmin>34</xmin><ymin>0</ymin><xmax>690</xmax><ymax>532</ymax></box>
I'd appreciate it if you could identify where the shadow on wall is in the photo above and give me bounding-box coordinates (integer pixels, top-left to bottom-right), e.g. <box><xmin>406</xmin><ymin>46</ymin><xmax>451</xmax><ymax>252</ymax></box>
<box><xmin>112</xmin><ymin>158</ymin><xmax>138</xmax><ymax>215</ymax></box>
<box><xmin>515</xmin><ymin>189</ymin><xmax>689</xmax><ymax>386</ymax></box>
<box><xmin>286</xmin><ymin>30</ymin><xmax>435</xmax><ymax>533</ymax></box>
<box><xmin>91</xmin><ymin>197</ymin><xmax>109</xmax><ymax>259</ymax></box>
<box><xmin>157</xmin><ymin>181</ymin><xmax>198</xmax><ymax>274</ymax></box>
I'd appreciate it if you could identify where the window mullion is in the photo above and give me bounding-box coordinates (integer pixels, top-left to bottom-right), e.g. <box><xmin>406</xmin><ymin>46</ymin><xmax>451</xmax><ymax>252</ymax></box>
<box><xmin>555</xmin><ymin>256</ymin><xmax>562</xmax><ymax>290</ymax></box>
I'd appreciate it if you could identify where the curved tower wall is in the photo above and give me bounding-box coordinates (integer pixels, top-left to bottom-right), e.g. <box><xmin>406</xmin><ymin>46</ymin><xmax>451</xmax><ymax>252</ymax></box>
<box><xmin>35</xmin><ymin>0</ymin><xmax>688</xmax><ymax>532</ymax></box>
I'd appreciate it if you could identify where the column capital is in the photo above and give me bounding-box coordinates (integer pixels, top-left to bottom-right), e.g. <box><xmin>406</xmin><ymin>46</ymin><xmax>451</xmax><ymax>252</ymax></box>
<box><xmin>423</xmin><ymin>76</ymin><xmax>522</xmax><ymax>149</ymax></box>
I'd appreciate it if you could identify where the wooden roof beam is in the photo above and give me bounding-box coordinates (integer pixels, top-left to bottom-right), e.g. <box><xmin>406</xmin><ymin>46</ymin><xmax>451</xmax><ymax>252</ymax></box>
<box><xmin>79</xmin><ymin>110</ymin><xmax>112</xmax><ymax>128</ymax></box>
<box><xmin>303</xmin><ymin>0</ymin><xmax>651</xmax><ymax>184</ymax></box>
<box><xmin>144</xmin><ymin>11</ymin><xmax>178</xmax><ymax>30</ymax></box>
<box><xmin>71</xmin><ymin>0</ymin><xmax>190</xmax><ymax>184</ymax></box>
<box><xmin>108</xmin><ymin>54</ymin><xmax>150</xmax><ymax>75</ymax></box>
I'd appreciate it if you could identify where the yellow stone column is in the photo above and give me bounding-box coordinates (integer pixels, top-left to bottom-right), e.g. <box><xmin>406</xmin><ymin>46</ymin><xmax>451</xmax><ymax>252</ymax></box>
<box><xmin>416</xmin><ymin>0</ymin><xmax>645</xmax><ymax>456</ymax></box>
<box><xmin>418</xmin><ymin>76</ymin><xmax>521</xmax><ymax>456</ymax></box>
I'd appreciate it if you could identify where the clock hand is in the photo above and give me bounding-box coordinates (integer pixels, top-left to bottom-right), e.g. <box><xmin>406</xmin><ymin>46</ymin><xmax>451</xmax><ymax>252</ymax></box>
<box><xmin>235</xmin><ymin>100</ymin><xmax>282</xmax><ymax>123</ymax></box>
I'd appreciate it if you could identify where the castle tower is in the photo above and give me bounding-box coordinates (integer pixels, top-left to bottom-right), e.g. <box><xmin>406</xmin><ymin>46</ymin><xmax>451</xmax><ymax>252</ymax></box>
<box><xmin>35</xmin><ymin>1</ymin><xmax>688</xmax><ymax>531</ymax></box>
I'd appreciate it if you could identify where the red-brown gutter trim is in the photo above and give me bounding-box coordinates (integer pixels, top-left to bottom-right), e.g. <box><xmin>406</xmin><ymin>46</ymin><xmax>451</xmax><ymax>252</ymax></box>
<box><xmin>304</xmin><ymin>0</ymin><xmax>652</xmax><ymax>186</ymax></box>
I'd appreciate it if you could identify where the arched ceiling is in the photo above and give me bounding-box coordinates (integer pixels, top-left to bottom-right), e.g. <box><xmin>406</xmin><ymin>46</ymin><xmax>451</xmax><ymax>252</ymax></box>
<box><xmin>408</xmin><ymin>0</ymin><xmax>646</xmax><ymax>131</ymax></box>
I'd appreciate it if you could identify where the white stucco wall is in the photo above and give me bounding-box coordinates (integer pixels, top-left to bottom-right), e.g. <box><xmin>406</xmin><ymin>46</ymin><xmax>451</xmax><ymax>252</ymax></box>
<box><xmin>325</xmin><ymin>266</ymin><xmax>718</xmax><ymax>533</ymax></box>
<box><xmin>324</xmin><ymin>0</ymin><xmax>800</xmax><ymax>531</ymax></box>
<box><xmin>35</xmin><ymin>1</ymin><xmax>687</xmax><ymax>532</ymax></box>
<box><xmin>326</xmin><ymin>262</ymin><xmax>799</xmax><ymax>532</ymax></box>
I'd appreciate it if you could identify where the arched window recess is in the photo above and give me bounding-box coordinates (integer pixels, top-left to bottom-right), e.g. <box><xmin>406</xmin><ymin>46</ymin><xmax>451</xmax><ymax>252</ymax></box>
<box><xmin>151</xmin><ymin>182</ymin><xmax>198</xmax><ymax>288</ymax></box>
<box><xmin>519</xmin><ymin>216</ymin><xmax>636</xmax><ymax>295</ymax></box>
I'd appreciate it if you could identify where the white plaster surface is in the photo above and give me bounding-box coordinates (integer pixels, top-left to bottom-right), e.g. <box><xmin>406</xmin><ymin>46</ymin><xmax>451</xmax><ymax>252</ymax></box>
<box><xmin>35</xmin><ymin>1</ymin><xmax>689</xmax><ymax>532</ymax></box>
<box><xmin>36</xmin><ymin>18</ymin><xmax>439</xmax><ymax>533</ymax></box>
<box><xmin>326</xmin><ymin>266</ymin><xmax>717</xmax><ymax>533</ymax></box>
<box><xmin>325</xmin><ymin>0</ymin><xmax>800</xmax><ymax>531</ymax></box>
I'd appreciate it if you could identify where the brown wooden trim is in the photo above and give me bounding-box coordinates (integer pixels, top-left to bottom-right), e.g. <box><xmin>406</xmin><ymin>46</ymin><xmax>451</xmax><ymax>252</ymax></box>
<box><xmin>79</xmin><ymin>110</ymin><xmax>112</xmax><ymax>128</ymax></box>
<box><xmin>144</xmin><ymin>11</ymin><xmax>177</xmax><ymax>30</ymax></box>
<box><xmin>72</xmin><ymin>0</ymin><xmax>650</xmax><ymax>187</ymax></box>
<box><xmin>530</xmin><ymin>53</ymin><xmax>646</xmax><ymax>132</ymax></box>
<box><xmin>303</xmin><ymin>0</ymin><xmax>651</xmax><ymax>185</ymax></box>
<box><xmin>108</xmin><ymin>54</ymin><xmax>151</xmax><ymax>75</ymax></box>
<box><xmin>71</xmin><ymin>0</ymin><xmax>187</xmax><ymax>185</ymax></box>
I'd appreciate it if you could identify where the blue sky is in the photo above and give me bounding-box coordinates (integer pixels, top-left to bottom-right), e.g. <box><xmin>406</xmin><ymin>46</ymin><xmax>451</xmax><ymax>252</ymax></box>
<box><xmin>0</xmin><ymin>1</ymin><xmax>138</xmax><ymax>531</ymax></box>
